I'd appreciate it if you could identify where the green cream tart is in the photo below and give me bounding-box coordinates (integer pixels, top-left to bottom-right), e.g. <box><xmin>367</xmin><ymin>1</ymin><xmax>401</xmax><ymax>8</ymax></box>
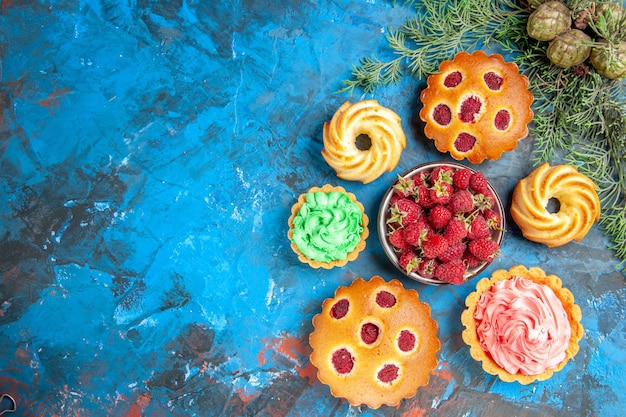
<box><xmin>291</xmin><ymin>191</ymin><xmax>364</xmax><ymax>262</ymax></box>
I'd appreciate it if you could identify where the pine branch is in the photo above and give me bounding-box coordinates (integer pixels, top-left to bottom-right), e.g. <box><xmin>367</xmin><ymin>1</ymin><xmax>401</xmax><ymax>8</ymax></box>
<box><xmin>340</xmin><ymin>0</ymin><xmax>626</xmax><ymax>272</ymax></box>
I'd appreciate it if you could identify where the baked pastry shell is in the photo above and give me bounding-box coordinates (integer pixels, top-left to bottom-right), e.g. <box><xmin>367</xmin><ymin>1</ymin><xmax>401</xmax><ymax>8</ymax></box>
<box><xmin>288</xmin><ymin>184</ymin><xmax>369</xmax><ymax>269</ymax></box>
<box><xmin>461</xmin><ymin>265</ymin><xmax>584</xmax><ymax>384</ymax></box>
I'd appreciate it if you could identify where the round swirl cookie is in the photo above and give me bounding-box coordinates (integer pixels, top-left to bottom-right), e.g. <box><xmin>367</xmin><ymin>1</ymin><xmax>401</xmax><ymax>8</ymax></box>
<box><xmin>461</xmin><ymin>265</ymin><xmax>583</xmax><ymax>384</ymax></box>
<box><xmin>309</xmin><ymin>276</ymin><xmax>440</xmax><ymax>408</ymax></box>
<box><xmin>288</xmin><ymin>185</ymin><xmax>369</xmax><ymax>269</ymax></box>
<box><xmin>511</xmin><ymin>163</ymin><xmax>601</xmax><ymax>247</ymax></box>
<box><xmin>322</xmin><ymin>100</ymin><xmax>407</xmax><ymax>184</ymax></box>
<box><xmin>419</xmin><ymin>51</ymin><xmax>534</xmax><ymax>163</ymax></box>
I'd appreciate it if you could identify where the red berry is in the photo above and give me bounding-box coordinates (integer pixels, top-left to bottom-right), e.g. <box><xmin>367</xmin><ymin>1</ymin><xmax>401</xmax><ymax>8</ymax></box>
<box><xmin>388</xmin><ymin>228</ymin><xmax>409</xmax><ymax>250</ymax></box>
<box><xmin>376</xmin><ymin>291</ymin><xmax>397</xmax><ymax>308</ymax></box>
<box><xmin>388</xmin><ymin>198</ymin><xmax>422</xmax><ymax>227</ymax></box>
<box><xmin>452</xmin><ymin>168</ymin><xmax>472</xmax><ymax>189</ymax></box>
<box><xmin>462</xmin><ymin>249</ymin><xmax>484</xmax><ymax>269</ymax></box>
<box><xmin>389</xmin><ymin>192</ymin><xmax>403</xmax><ymax>207</ymax></box>
<box><xmin>399</xmin><ymin>250</ymin><xmax>420</xmax><ymax>274</ymax></box>
<box><xmin>483</xmin><ymin>208</ymin><xmax>502</xmax><ymax>229</ymax></box>
<box><xmin>431</xmin><ymin>165</ymin><xmax>454</xmax><ymax>184</ymax></box>
<box><xmin>468</xmin><ymin>238</ymin><xmax>499</xmax><ymax>262</ymax></box>
<box><xmin>468</xmin><ymin>215</ymin><xmax>491</xmax><ymax>240</ymax></box>
<box><xmin>444</xmin><ymin>218</ymin><xmax>468</xmax><ymax>242</ymax></box>
<box><xmin>330</xmin><ymin>299</ymin><xmax>350</xmax><ymax>319</ymax></box>
<box><xmin>393</xmin><ymin>175</ymin><xmax>416</xmax><ymax>198</ymax></box>
<box><xmin>434</xmin><ymin>259</ymin><xmax>466</xmax><ymax>285</ymax></box>
<box><xmin>332</xmin><ymin>348</ymin><xmax>354</xmax><ymax>374</ymax></box>
<box><xmin>444</xmin><ymin>71</ymin><xmax>463</xmax><ymax>88</ymax></box>
<box><xmin>416</xmin><ymin>185</ymin><xmax>435</xmax><ymax>208</ymax></box>
<box><xmin>469</xmin><ymin>172</ymin><xmax>489</xmax><ymax>194</ymax></box>
<box><xmin>429</xmin><ymin>181</ymin><xmax>453</xmax><ymax>205</ymax></box>
<box><xmin>448</xmin><ymin>189</ymin><xmax>474</xmax><ymax>214</ymax></box>
<box><xmin>421</xmin><ymin>234</ymin><xmax>449</xmax><ymax>259</ymax></box>
<box><xmin>438</xmin><ymin>241</ymin><xmax>466</xmax><ymax>263</ymax></box>
<box><xmin>403</xmin><ymin>219</ymin><xmax>431</xmax><ymax>246</ymax></box>
<box><xmin>428</xmin><ymin>205</ymin><xmax>452</xmax><ymax>230</ymax></box>
<box><xmin>417</xmin><ymin>258</ymin><xmax>440</xmax><ymax>278</ymax></box>
<box><xmin>377</xmin><ymin>364</ymin><xmax>400</xmax><ymax>383</ymax></box>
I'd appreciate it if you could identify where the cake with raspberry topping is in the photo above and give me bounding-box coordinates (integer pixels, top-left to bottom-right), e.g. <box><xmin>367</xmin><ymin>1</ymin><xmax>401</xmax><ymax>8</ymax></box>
<box><xmin>419</xmin><ymin>51</ymin><xmax>534</xmax><ymax>163</ymax></box>
<box><xmin>309</xmin><ymin>276</ymin><xmax>440</xmax><ymax>408</ymax></box>
<box><xmin>461</xmin><ymin>265</ymin><xmax>583</xmax><ymax>384</ymax></box>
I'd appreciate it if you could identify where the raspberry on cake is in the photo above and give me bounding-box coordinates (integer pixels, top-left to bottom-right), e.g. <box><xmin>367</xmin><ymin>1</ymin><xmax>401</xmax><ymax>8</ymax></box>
<box><xmin>419</xmin><ymin>51</ymin><xmax>534</xmax><ymax>163</ymax></box>
<box><xmin>309</xmin><ymin>276</ymin><xmax>440</xmax><ymax>409</ymax></box>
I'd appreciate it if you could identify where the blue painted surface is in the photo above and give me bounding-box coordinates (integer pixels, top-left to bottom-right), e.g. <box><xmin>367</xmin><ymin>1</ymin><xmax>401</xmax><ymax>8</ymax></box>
<box><xmin>0</xmin><ymin>1</ymin><xmax>624</xmax><ymax>416</ymax></box>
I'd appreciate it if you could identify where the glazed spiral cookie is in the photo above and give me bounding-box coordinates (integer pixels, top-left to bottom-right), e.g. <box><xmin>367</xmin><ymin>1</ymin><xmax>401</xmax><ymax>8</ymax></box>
<box><xmin>510</xmin><ymin>163</ymin><xmax>601</xmax><ymax>247</ymax></box>
<box><xmin>322</xmin><ymin>100</ymin><xmax>407</xmax><ymax>184</ymax></box>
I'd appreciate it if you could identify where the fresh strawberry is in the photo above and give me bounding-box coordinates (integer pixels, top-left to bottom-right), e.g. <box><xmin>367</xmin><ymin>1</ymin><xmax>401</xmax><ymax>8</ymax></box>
<box><xmin>443</xmin><ymin>218</ymin><xmax>468</xmax><ymax>242</ymax></box>
<box><xmin>421</xmin><ymin>234</ymin><xmax>449</xmax><ymax>259</ymax></box>
<box><xmin>434</xmin><ymin>259</ymin><xmax>466</xmax><ymax>285</ymax></box>
<box><xmin>388</xmin><ymin>228</ymin><xmax>409</xmax><ymax>250</ymax></box>
<box><xmin>452</xmin><ymin>167</ymin><xmax>472</xmax><ymax>189</ymax></box>
<box><xmin>448</xmin><ymin>189</ymin><xmax>474</xmax><ymax>214</ymax></box>
<box><xmin>393</xmin><ymin>175</ymin><xmax>416</xmax><ymax>198</ymax></box>
<box><xmin>429</xmin><ymin>181</ymin><xmax>453</xmax><ymax>205</ymax></box>
<box><xmin>438</xmin><ymin>241</ymin><xmax>466</xmax><ymax>263</ymax></box>
<box><xmin>387</xmin><ymin>198</ymin><xmax>422</xmax><ymax>227</ymax></box>
<box><xmin>468</xmin><ymin>238</ymin><xmax>499</xmax><ymax>261</ymax></box>
<box><xmin>467</xmin><ymin>215</ymin><xmax>491</xmax><ymax>240</ymax></box>
<box><xmin>398</xmin><ymin>250</ymin><xmax>420</xmax><ymax>274</ymax></box>
<box><xmin>417</xmin><ymin>258</ymin><xmax>440</xmax><ymax>278</ymax></box>
<box><xmin>469</xmin><ymin>171</ymin><xmax>490</xmax><ymax>194</ymax></box>
<box><xmin>428</xmin><ymin>205</ymin><xmax>452</xmax><ymax>230</ymax></box>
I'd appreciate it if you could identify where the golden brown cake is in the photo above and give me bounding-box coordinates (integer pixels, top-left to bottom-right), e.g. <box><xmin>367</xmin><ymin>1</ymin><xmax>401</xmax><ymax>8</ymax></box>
<box><xmin>288</xmin><ymin>185</ymin><xmax>369</xmax><ymax>269</ymax></box>
<box><xmin>461</xmin><ymin>265</ymin><xmax>583</xmax><ymax>384</ymax></box>
<box><xmin>309</xmin><ymin>276</ymin><xmax>440</xmax><ymax>408</ymax></box>
<box><xmin>322</xmin><ymin>100</ymin><xmax>407</xmax><ymax>184</ymax></box>
<box><xmin>510</xmin><ymin>163</ymin><xmax>601</xmax><ymax>247</ymax></box>
<box><xmin>419</xmin><ymin>51</ymin><xmax>534</xmax><ymax>163</ymax></box>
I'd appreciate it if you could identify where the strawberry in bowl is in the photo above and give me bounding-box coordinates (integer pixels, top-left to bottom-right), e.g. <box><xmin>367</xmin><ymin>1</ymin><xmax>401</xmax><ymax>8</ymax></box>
<box><xmin>377</xmin><ymin>162</ymin><xmax>506</xmax><ymax>285</ymax></box>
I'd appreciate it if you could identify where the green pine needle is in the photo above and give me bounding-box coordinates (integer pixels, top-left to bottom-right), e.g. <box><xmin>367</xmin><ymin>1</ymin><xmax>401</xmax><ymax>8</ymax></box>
<box><xmin>340</xmin><ymin>0</ymin><xmax>626</xmax><ymax>272</ymax></box>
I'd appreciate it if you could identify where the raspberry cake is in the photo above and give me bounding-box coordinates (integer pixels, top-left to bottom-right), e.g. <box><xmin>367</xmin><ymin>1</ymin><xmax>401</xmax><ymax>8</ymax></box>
<box><xmin>419</xmin><ymin>51</ymin><xmax>534</xmax><ymax>163</ymax></box>
<box><xmin>309</xmin><ymin>276</ymin><xmax>440</xmax><ymax>408</ymax></box>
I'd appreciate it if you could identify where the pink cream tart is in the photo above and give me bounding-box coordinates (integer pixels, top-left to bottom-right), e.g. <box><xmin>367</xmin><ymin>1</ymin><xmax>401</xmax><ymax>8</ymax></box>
<box><xmin>473</xmin><ymin>275</ymin><xmax>572</xmax><ymax>375</ymax></box>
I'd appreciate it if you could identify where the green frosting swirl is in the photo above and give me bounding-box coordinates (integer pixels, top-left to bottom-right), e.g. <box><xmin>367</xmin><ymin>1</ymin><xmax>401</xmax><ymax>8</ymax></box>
<box><xmin>291</xmin><ymin>191</ymin><xmax>364</xmax><ymax>262</ymax></box>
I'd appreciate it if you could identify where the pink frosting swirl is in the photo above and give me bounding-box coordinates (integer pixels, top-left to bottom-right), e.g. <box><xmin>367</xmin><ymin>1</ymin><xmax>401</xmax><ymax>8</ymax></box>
<box><xmin>474</xmin><ymin>276</ymin><xmax>571</xmax><ymax>375</ymax></box>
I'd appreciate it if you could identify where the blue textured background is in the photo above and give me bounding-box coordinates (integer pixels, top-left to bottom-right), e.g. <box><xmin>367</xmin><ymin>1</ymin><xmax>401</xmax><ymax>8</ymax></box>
<box><xmin>1</xmin><ymin>1</ymin><xmax>624</xmax><ymax>416</ymax></box>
